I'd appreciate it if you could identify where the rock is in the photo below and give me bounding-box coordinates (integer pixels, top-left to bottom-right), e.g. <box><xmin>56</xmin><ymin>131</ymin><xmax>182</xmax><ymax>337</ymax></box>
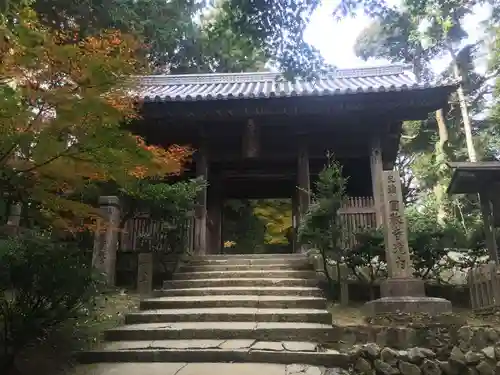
<box><xmin>408</xmin><ymin>348</ymin><xmax>435</xmax><ymax>364</ymax></box>
<box><xmin>464</xmin><ymin>368</ymin><xmax>479</xmax><ymax>375</ymax></box>
<box><xmin>476</xmin><ymin>360</ymin><xmax>495</xmax><ymax>375</ymax></box>
<box><xmin>472</xmin><ymin>329</ymin><xmax>488</xmax><ymax>350</ymax></box>
<box><xmin>374</xmin><ymin>359</ymin><xmax>399</xmax><ymax>375</ymax></box>
<box><xmin>399</xmin><ymin>360</ymin><xmax>421</xmax><ymax>375</ymax></box>
<box><xmin>419</xmin><ymin>348</ymin><xmax>437</xmax><ymax>359</ymax></box>
<box><xmin>397</xmin><ymin>350</ymin><xmax>410</xmax><ymax>362</ymax></box>
<box><xmin>437</xmin><ymin>360</ymin><xmax>458</xmax><ymax>375</ymax></box>
<box><xmin>347</xmin><ymin>345</ymin><xmax>362</xmax><ymax>358</ymax></box>
<box><xmin>362</xmin><ymin>343</ymin><xmax>381</xmax><ymax>359</ymax></box>
<box><xmin>481</xmin><ymin>347</ymin><xmax>496</xmax><ymax>360</ymax></box>
<box><xmin>449</xmin><ymin>347</ymin><xmax>466</xmax><ymax>366</ymax></box>
<box><xmin>494</xmin><ymin>347</ymin><xmax>500</xmax><ymax>360</ymax></box>
<box><xmin>465</xmin><ymin>351</ymin><xmax>484</xmax><ymax>365</ymax></box>
<box><xmin>485</xmin><ymin>328</ymin><xmax>498</xmax><ymax>343</ymax></box>
<box><xmin>354</xmin><ymin>357</ymin><xmax>373</xmax><ymax>374</ymax></box>
<box><xmin>381</xmin><ymin>347</ymin><xmax>400</xmax><ymax>366</ymax></box>
<box><xmin>458</xmin><ymin>327</ymin><xmax>474</xmax><ymax>342</ymax></box>
<box><xmin>420</xmin><ymin>359</ymin><xmax>442</xmax><ymax>375</ymax></box>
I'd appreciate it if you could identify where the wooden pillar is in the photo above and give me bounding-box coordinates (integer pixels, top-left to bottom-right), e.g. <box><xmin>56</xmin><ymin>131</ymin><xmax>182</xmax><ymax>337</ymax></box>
<box><xmin>292</xmin><ymin>191</ymin><xmax>299</xmax><ymax>253</ymax></box>
<box><xmin>370</xmin><ymin>138</ymin><xmax>384</xmax><ymax>227</ymax></box>
<box><xmin>480</xmin><ymin>190</ymin><xmax>499</xmax><ymax>264</ymax></box>
<box><xmin>242</xmin><ymin>118</ymin><xmax>260</xmax><ymax>158</ymax></box>
<box><xmin>297</xmin><ymin>137</ymin><xmax>310</xmax><ymax>252</ymax></box>
<box><xmin>207</xmin><ymin>179</ymin><xmax>223</xmax><ymax>255</ymax></box>
<box><xmin>194</xmin><ymin>145</ymin><xmax>208</xmax><ymax>255</ymax></box>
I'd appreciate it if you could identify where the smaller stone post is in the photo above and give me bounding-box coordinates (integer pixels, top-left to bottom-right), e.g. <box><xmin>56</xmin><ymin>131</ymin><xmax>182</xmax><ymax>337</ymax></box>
<box><xmin>5</xmin><ymin>202</ymin><xmax>22</xmax><ymax>235</ymax></box>
<box><xmin>364</xmin><ymin>171</ymin><xmax>452</xmax><ymax>317</ymax></box>
<box><xmin>137</xmin><ymin>252</ymin><xmax>153</xmax><ymax>295</ymax></box>
<box><xmin>92</xmin><ymin>196</ymin><xmax>121</xmax><ymax>286</ymax></box>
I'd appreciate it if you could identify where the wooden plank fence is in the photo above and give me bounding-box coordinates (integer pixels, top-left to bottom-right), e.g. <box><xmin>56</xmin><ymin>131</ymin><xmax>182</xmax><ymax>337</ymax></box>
<box><xmin>121</xmin><ymin>196</ymin><xmax>377</xmax><ymax>252</ymax></box>
<box><xmin>468</xmin><ymin>261</ymin><xmax>500</xmax><ymax>311</ymax></box>
<box><xmin>120</xmin><ymin>213</ymin><xmax>194</xmax><ymax>253</ymax></box>
<box><xmin>338</xmin><ymin>196</ymin><xmax>377</xmax><ymax>249</ymax></box>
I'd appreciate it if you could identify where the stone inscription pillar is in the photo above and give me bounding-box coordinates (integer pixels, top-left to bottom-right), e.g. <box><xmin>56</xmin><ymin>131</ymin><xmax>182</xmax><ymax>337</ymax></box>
<box><xmin>194</xmin><ymin>146</ymin><xmax>208</xmax><ymax>255</ymax></box>
<box><xmin>297</xmin><ymin>138</ymin><xmax>310</xmax><ymax>252</ymax></box>
<box><xmin>381</xmin><ymin>170</ymin><xmax>413</xmax><ymax>280</ymax></box>
<box><xmin>364</xmin><ymin>171</ymin><xmax>452</xmax><ymax>317</ymax></box>
<box><xmin>92</xmin><ymin>196</ymin><xmax>120</xmax><ymax>286</ymax></box>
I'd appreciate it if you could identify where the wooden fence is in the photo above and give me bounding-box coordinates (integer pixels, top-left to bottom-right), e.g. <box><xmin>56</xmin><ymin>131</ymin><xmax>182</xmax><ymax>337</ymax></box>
<box><xmin>338</xmin><ymin>196</ymin><xmax>377</xmax><ymax>249</ymax></box>
<box><xmin>468</xmin><ymin>261</ymin><xmax>500</xmax><ymax>312</ymax></box>
<box><xmin>120</xmin><ymin>214</ymin><xmax>194</xmax><ymax>253</ymax></box>
<box><xmin>120</xmin><ymin>196</ymin><xmax>377</xmax><ymax>253</ymax></box>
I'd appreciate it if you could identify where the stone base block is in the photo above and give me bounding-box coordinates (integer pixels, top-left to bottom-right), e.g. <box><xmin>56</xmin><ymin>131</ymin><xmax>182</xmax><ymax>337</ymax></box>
<box><xmin>380</xmin><ymin>278</ymin><xmax>425</xmax><ymax>297</ymax></box>
<box><xmin>363</xmin><ymin>296</ymin><xmax>452</xmax><ymax>318</ymax></box>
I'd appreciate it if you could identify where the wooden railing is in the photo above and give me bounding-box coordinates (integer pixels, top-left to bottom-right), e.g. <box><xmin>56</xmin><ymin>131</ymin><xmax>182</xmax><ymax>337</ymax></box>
<box><xmin>338</xmin><ymin>196</ymin><xmax>377</xmax><ymax>249</ymax></box>
<box><xmin>468</xmin><ymin>261</ymin><xmax>500</xmax><ymax>312</ymax></box>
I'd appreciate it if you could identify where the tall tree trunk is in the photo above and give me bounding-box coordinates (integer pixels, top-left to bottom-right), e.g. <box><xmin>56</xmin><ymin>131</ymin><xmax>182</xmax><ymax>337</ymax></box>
<box><xmin>434</xmin><ymin>109</ymin><xmax>450</xmax><ymax>225</ymax></box>
<box><xmin>447</xmin><ymin>43</ymin><xmax>478</xmax><ymax>162</ymax></box>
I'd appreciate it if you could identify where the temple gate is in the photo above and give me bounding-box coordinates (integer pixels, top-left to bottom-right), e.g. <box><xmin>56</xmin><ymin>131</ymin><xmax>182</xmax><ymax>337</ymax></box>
<box><xmin>128</xmin><ymin>65</ymin><xmax>455</xmax><ymax>255</ymax></box>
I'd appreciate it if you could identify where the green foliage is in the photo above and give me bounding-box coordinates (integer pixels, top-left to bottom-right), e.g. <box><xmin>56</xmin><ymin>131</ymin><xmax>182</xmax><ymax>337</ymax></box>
<box><xmin>298</xmin><ymin>156</ymin><xmax>346</xmax><ymax>252</ymax></box>
<box><xmin>349</xmin><ymin>208</ymin><xmax>489</xmax><ymax>286</ymax></box>
<box><xmin>406</xmin><ymin>209</ymin><xmax>460</xmax><ymax>280</ymax></box>
<box><xmin>298</xmin><ymin>156</ymin><xmax>347</xmax><ymax>291</ymax></box>
<box><xmin>120</xmin><ymin>178</ymin><xmax>206</xmax><ymax>221</ymax></box>
<box><xmin>253</xmin><ymin>199</ymin><xmax>292</xmax><ymax>245</ymax></box>
<box><xmin>28</xmin><ymin>0</ymin><xmax>268</xmax><ymax>74</ymax></box>
<box><xmin>0</xmin><ymin>232</ymin><xmax>99</xmax><ymax>374</ymax></box>
<box><xmin>223</xmin><ymin>199</ymin><xmax>266</xmax><ymax>253</ymax></box>
<box><xmin>345</xmin><ymin>228</ymin><xmax>386</xmax><ymax>299</ymax></box>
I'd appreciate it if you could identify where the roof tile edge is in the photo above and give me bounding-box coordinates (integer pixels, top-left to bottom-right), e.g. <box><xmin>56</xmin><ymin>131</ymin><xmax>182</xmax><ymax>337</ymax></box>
<box><xmin>138</xmin><ymin>64</ymin><xmax>412</xmax><ymax>86</ymax></box>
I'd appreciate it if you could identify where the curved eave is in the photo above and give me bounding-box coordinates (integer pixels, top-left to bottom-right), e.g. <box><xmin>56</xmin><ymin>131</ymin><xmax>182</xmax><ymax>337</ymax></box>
<box><xmin>135</xmin><ymin>83</ymin><xmax>457</xmax><ymax>104</ymax></box>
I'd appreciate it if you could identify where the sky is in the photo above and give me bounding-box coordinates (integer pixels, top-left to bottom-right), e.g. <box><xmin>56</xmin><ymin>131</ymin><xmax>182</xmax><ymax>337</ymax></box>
<box><xmin>304</xmin><ymin>0</ymin><xmax>492</xmax><ymax>73</ymax></box>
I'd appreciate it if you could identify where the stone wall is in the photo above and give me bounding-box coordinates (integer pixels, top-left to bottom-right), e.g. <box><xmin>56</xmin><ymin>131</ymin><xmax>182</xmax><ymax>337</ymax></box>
<box><xmin>346</xmin><ymin>342</ymin><xmax>500</xmax><ymax>375</ymax></box>
<box><xmin>331</xmin><ymin>325</ymin><xmax>500</xmax><ymax>356</ymax></box>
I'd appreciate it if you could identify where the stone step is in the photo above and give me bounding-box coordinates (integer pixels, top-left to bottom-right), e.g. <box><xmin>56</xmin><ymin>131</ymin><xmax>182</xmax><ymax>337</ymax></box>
<box><xmin>189</xmin><ymin>253</ymin><xmax>307</xmax><ymax>261</ymax></box>
<box><xmin>79</xmin><ymin>340</ymin><xmax>348</xmax><ymax>368</ymax></box>
<box><xmin>104</xmin><ymin>322</ymin><xmax>335</xmax><ymax>342</ymax></box>
<box><xmin>163</xmin><ymin>277</ymin><xmax>319</xmax><ymax>289</ymax></box>
<box><xmin>173</xmin><ymin>270</ymin><xmax>317</xmax><ymax>280</ymax></box>
<box><xmin>140</xmin><ymin>295</ymin><xmax>327</xmax><ymax>310</ymax></box>
<box><xmin>187</xmin><ymin>258</ymin><xmax>310</xmax><ymax>266</ymax></box>
<box><xmin>181</xmin><ymin>263</ymin><xmax>311</xmax><ymax>272</ymax></box>
<box><xmin>152</xmin><ymin>286</ymin><xmax>324</xmax><ymax>298</ymax></box>
<box><xmin>125</xmin><ymin>308</ymin><xmax>332</xmax><ymax>324</ymax></box>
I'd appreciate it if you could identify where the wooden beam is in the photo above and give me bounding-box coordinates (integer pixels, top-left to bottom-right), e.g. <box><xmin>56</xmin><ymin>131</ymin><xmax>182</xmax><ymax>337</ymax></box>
<box><xmin>480</xmin><ymin>190</ymin><xmax>499</xmax><ymax>264</ymax></box>
<box><xmin>370</xmin><ymin>137</ymin><xmax>384</xmax><ymax>227</ymax></box>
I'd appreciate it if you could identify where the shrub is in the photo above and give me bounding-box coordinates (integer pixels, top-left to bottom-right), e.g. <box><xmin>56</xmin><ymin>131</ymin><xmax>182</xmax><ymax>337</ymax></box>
<box><xmin>347</xmin><ymin>228</ymin><xmax>387</xmax><ymax>299</ymax></box>
<box><xmin>298</xmin><ymin>155</ymin><xmax>347</xmax><ymax>294</ymax></box>
<box><xmin>0</xmin><ymin>232</ymin><xmax>100</xmax><ymax>374</ymax></box>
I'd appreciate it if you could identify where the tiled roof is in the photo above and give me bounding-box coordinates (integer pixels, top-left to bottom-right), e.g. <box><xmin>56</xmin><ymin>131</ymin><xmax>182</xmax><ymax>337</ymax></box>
<box><xmin>136</xmin><ymin>65</ymin><xmax>452</xmax><ymax>102</ymax></box>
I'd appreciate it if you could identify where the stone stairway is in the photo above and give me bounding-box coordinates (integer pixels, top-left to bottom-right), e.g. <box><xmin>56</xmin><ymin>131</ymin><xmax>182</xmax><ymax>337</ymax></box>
<box><xmin>79</xmin><ymin>253</ymin><xmax>348</xmax><ymax>373</ymax></box>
